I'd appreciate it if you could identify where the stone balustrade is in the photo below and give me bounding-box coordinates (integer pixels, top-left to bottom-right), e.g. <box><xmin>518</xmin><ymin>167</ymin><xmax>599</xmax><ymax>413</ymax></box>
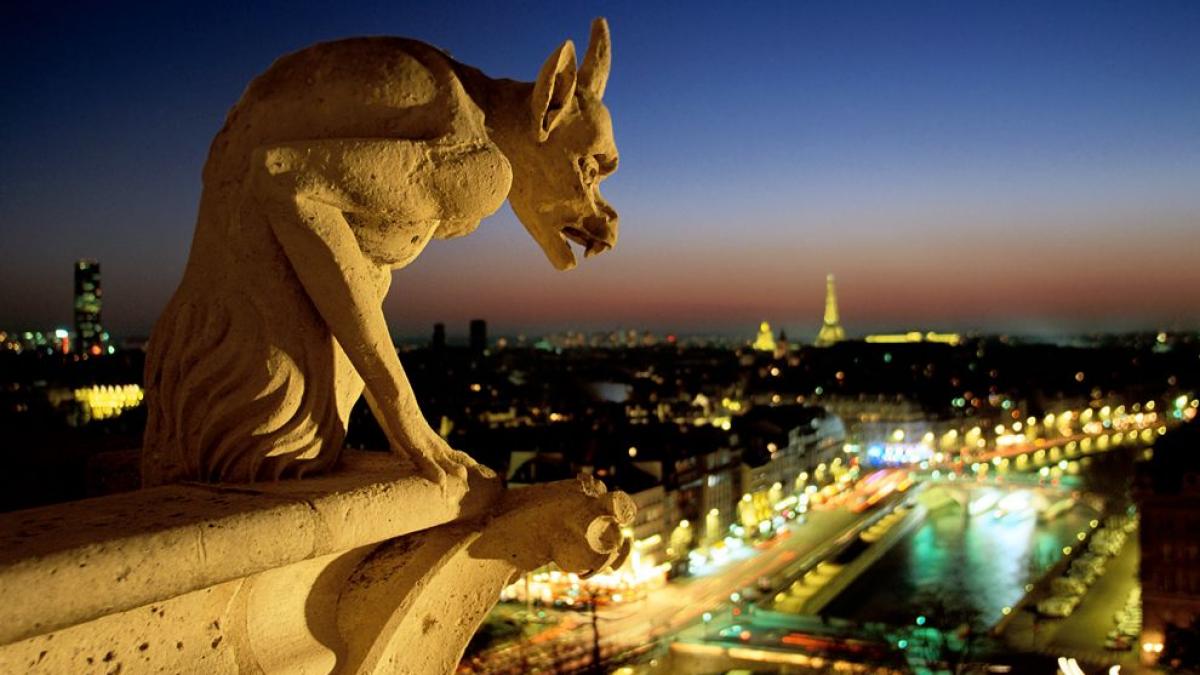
<box><xmin>0</xmin><ymin>452</ymin><xmax>633</xmax><ymax>674</ymax></box>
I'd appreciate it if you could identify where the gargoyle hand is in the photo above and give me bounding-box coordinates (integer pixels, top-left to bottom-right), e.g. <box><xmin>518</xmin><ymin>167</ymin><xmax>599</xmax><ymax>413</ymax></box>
<box><xmin>398</xmin><ymin>425</ymin><xmax>496</xmax><ymax>489</ymax></box>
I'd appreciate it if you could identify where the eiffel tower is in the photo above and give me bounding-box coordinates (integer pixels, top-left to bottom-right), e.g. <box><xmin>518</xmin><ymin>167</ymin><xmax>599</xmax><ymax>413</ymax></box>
<box><xmin>815</xmin><ymin>274</ymin><xmax>846</xmax><ymax>347</ymax></box>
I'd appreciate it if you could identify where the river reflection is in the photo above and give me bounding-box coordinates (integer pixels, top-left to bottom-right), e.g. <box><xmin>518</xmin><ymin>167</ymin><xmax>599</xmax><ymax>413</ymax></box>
<box><xmin>823</xmin><ymin>486</ymin><xmax>1095</xmax><ymax>631</ymax></box>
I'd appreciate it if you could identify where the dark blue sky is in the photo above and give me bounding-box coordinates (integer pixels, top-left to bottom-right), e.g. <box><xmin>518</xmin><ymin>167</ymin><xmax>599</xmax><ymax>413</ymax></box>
<box><xmin>2</xmin><ymin>1</ymin><xmax>1198</xmax><ymax>339</ymax></box>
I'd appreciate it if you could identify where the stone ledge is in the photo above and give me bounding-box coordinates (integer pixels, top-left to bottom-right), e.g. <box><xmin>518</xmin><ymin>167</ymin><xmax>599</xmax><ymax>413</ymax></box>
<box><xmin>0</xmin><ymin>451</ymin><xmax>501</xmax><ymax>645</ymax></box>
<box><xmin>0</xmin><ymin>472</ymin><xmax>633</xmax><ymax>674</ymax></box>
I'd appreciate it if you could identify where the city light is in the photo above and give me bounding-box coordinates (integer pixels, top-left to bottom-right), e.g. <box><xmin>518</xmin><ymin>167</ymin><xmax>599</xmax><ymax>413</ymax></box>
<box><xmin>73</xmin><ymin>384</ymin><xmax>144</xmax><ymax>421</ymax></box>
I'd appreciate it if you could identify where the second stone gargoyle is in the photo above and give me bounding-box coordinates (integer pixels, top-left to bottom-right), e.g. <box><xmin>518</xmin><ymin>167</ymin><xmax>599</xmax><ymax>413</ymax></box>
<box><xmin>142</xmin><ymin>19</ymin><xmax>619</xmax><ymax>487</ymax></box>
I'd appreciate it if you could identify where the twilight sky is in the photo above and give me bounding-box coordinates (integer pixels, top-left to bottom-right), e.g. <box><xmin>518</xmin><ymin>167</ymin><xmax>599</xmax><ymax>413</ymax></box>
<box><xmin>2</xmin><ymin>1</ymin><xmax>1198</xmax><ymax>339</ymax></box>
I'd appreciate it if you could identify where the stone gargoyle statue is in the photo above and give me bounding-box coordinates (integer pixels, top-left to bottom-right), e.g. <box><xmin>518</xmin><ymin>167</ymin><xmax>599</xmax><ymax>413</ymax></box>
<box><xmin>142</xmin><ymin>19</ymin><xmax>619</xmax><ymax>487</ymax></box>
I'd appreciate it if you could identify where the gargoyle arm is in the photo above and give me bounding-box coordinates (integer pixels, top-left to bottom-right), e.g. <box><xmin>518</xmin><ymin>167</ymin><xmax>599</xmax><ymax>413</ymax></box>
<box><xmin>252</xmin><ymin>138</ymin><xmax>508</xmax><ymax>481</ymax></box>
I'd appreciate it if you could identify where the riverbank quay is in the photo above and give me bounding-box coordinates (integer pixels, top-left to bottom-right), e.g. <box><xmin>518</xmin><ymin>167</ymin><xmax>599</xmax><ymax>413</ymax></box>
<box><xmin>1002</xmin><ymin>532</ymin><xmax>1141</xmax><ymax>672</ymax></box>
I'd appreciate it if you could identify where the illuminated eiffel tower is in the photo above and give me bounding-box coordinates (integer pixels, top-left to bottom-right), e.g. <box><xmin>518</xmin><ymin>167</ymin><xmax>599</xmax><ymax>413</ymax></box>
<box><xmin>814</xmin><ymin>274</ymin><xmax>846</xmax><ymax>347</ymax></box>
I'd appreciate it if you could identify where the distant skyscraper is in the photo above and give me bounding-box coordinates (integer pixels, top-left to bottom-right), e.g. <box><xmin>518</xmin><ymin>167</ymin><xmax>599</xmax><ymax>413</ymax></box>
<box><xmin>469</xmin><ymin>319</ymin><xmax>487</xmax><ymax>355</ymax></box>
<box><xmin>814</xmin><ymin>274</ymin><xmax>846</xmax><ymax>347</ymax></box>
<box><xmin>73</xmin><ymin>259</ymin><xmax>105</xmax><ymax>355</ymax></box>
<box><xmin>432</xmin><ymin>322</ymin><xmax>446</xmax><ymax>351</ymax></box>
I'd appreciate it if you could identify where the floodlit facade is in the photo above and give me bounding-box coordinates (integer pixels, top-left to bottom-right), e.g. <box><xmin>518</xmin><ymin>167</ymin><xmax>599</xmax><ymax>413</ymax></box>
<box><xmin>752</xmin><ymin>321</ymin><xmax>776</xmax><ymax>352</ymax></box>
<box><xmin>865</xmin><ymin>331</ymin><xmax>962</xmax><ymax>345</ymax></box>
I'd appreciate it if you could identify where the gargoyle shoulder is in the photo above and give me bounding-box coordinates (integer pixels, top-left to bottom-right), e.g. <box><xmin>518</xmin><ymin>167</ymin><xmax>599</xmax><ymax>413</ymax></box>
<box><xmin>205</xmin><ymin>38</ymin><xmax>485</xmax><ymax>185</ymax></box>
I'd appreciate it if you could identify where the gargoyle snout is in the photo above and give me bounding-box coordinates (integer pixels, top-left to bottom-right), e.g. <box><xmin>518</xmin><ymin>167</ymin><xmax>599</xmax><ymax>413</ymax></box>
<box><xmin>579</xmin><ymin>206</ymin><xmax>618</xmax><ymax>257</ymax></box>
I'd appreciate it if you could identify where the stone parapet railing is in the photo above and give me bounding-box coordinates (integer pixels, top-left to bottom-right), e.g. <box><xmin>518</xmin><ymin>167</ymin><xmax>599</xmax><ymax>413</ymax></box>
<box><xmin>0</xmin><ymin>452</ymin><xmax>633</xmax><ymax>674</ymax></box>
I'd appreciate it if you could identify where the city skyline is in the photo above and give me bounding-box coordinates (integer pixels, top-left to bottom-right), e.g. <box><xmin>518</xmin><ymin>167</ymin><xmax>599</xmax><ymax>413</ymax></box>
<box><xmin>2</xmin><ymin>2</ymin><xmax>1199</xmax><ymax>337</ymax></box>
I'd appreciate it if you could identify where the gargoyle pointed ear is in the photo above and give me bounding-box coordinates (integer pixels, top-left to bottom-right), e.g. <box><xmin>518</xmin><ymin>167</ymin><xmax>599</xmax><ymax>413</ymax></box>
<box><xmin>531</xmin><ymin>39</ymin><xmax>577</xmax><ymax>142</ymax></box>
<box><xmin>578</xmin><ymin>17</ymin><xmax>611</xmax><ymax>99</ymax></box>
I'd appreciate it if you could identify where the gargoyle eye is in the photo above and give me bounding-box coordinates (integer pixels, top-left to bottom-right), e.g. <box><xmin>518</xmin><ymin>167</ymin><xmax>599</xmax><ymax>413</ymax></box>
<box><xmin>595</xmin><ymin>153</ymin><xmax>618</xmax><ymax>176</ymax></box>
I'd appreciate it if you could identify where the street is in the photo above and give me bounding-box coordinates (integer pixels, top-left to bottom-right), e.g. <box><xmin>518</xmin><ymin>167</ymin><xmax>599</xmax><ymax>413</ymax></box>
<box><xmin>462</xmin><ymin>504</ymin><xmax>877</xmax><ymax>673</ymax></box>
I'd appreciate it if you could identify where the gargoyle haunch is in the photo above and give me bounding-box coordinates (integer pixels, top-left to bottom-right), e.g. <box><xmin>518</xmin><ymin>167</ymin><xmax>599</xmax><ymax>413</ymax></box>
<box><xmin>142</xmin><ymin>19</ymin><xmax>619</xmax><ymax>487</ymax></box>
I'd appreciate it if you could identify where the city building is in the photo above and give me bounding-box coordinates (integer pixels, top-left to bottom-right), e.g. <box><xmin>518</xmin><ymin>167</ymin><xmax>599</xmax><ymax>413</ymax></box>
<box><xmin>819</xmin><ymin>392</ymin><xmax>932</xmax><ymax>449</ymax></box>
<box><xmin>606</xmin><ymin>468</ymin><xmax>668</xmax><ymax>583</ymax></box>
<box><xmin>774</xmin><ymin>329</ymin><xmax>790</xmax><ymax>360</ymax></box>
<box><xmin>469</xmin><ymin>318</ymin><xmax>487</xmax><ymax>355</ymax></box>
<box><xmin>865</xmin><ymin>331</ymin><xmax>962</xmax><ymax>346</ymax></box>
<box><xmin>432</xmin><ymin>322</ymin><xmax>446</xmax><ymax>351</ymax></box>
<box><xmin>733</xmin><ymin>405</ymin><xmax>847</xmax><ymax>515</ymax></box>
<box><xmin>1135</xmin><ymin>421</ymin><xmax>1200</xmax><ymax>665</ymax></box>
<box><xmin>814</xmin><ymin>273</ymin><xmax>846</xmax><ymax>347</ymax></box>
<box><xmin>2</xmin><ymin>329</ymin><xmax>70</xmax><ymax>354</ymax></box>
<box><xmin>735</xmin><ymin>405</ymin><xmax>844</xmax><ymax>478</ymax></box>
<box><xmin>751</xmin><ymin>321</ymin><xmax>776</xmax><ymax>352</ymax></box>
<box><xmin>73</xmin><ymin>259</ymin><xmax>106</xmax><ymax>355</ymax></box>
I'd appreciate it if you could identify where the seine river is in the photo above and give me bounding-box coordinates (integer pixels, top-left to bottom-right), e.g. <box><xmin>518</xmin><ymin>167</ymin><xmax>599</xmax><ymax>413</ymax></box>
<box><xmin>823</xmin><ymin>450</ymin><xmax>1134</xmax><ymax>630</ymax></box>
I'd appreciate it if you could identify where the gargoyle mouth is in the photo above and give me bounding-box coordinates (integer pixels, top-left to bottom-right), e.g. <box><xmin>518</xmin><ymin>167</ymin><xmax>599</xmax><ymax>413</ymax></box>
<box><xmin>533</xmin><ymin>217</ymin><xmax>617</xmax><ymax>271</ymax></box>
<box><xmin>560</xmin><ymin>225</ymin><xmax>613</xmax><ymax>259</ymax></box>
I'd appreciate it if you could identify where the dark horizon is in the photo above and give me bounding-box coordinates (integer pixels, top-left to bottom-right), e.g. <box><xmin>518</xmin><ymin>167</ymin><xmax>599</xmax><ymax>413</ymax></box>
<box><xmin>2</xmin><ymin>264</ymin><xmax>1196</xmax><ymax>344</ymax></box>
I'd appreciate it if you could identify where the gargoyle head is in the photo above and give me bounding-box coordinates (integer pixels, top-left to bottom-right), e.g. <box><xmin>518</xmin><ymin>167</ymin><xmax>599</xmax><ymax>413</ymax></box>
<box><xmin>508</xmin><ymin>18</ymin><xmax>619</xmax><ymax>271</ymax></box>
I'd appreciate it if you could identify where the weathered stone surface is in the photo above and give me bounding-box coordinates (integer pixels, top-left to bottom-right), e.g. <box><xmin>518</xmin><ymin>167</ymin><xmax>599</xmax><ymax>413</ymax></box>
<box><xmin>142</xmin><ymin>18</ymin><xmax>619</xmax><ymax>488</ymax></box>
<box><xmin>0</xmin><ymin>451</ymin><xmax>500</xmax><ymax>646</ymax></box>
<box><xmin>337</xmin><ymin>474</ymin><xmax>634</xmax><ymax>674</ymax></box>
<box><xmin>0</xmin><ymin>578</ymin><xmax>244</xmax><ymax>675</ymax></box>
<box><xmin>0</xmin><ymin>474</ymin><xmax>631</xmax><ymax>674</ymax></box>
